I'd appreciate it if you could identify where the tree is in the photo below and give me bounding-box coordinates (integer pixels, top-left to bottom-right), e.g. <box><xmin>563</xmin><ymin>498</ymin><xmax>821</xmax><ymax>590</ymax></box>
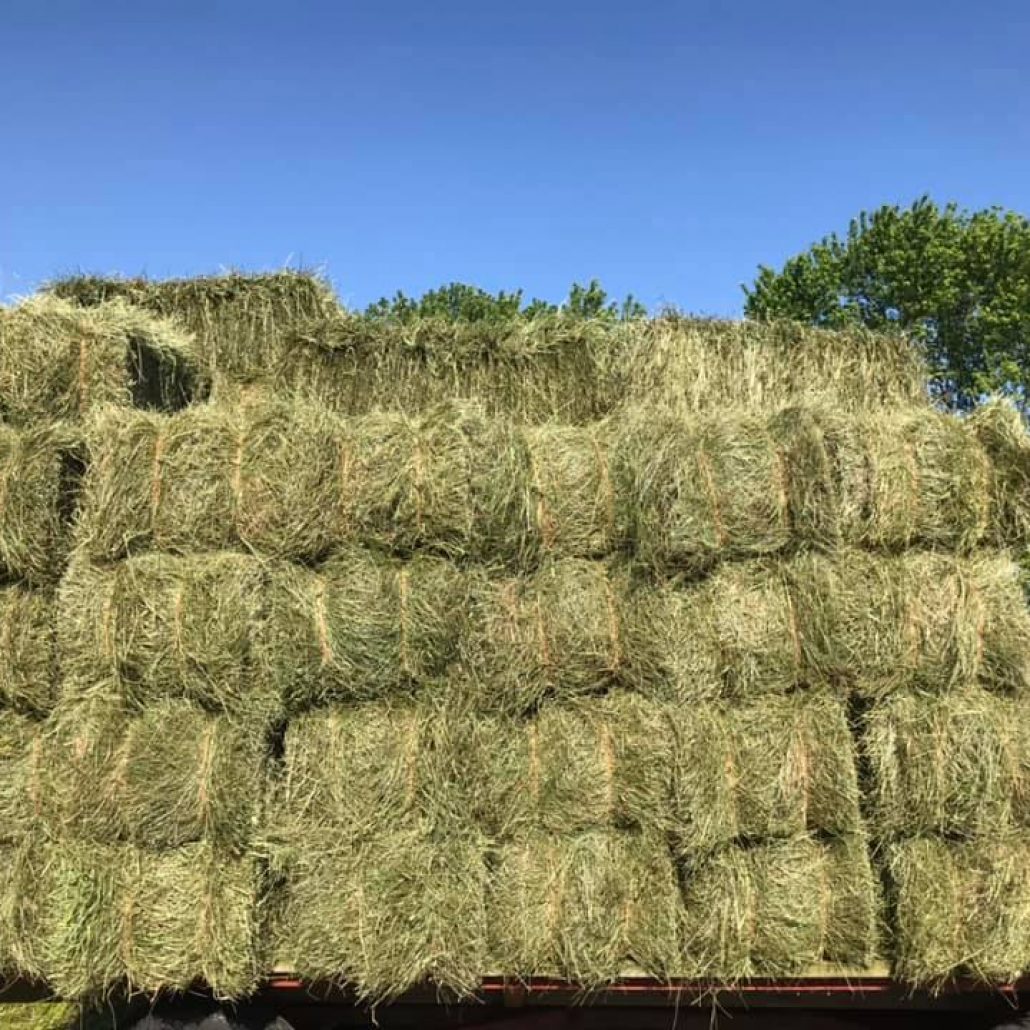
<box><xmin>743</xmin><ymin>198</ymin><xmax>1030</xmax><ymax>411</ymax></box>
<box><xmin>365</xmin><ymin>279</ymin><xmax>646</xmax><ymax>323</ymax></box>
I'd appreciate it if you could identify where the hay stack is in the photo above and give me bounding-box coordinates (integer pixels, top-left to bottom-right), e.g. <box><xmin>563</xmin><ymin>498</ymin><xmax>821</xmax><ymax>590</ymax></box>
<box><xmin>865</xmin><ymin>689</ymin><xmax>1030</xmax><ymax>839</ymax></box>
<box><xmin>681</xmin><ymin>836</ymin><xmax>880</xmax><ymax>979</ymax></box>
<box><xmin>0</xmin><ymin>295</ymin><xmax>199</xmax><ymax>424</ymax></box>
<box><xmin>0</xmin><ymin>586</ymin><xmax>58</xmax><ymax>715</ymax></box>
<box><xmin>889</xmin><ymin>835</ymin><xmax>1030</xmax><ymax>984</ymax></box>
<box><xmin>274</xmin><ymin>827</ymin><xmax>487</xmax><ymax>1001</ymax></box>
<box><xmin>488</xmin><ymin>830</ymin><xmax>681</xmax><ymax>985</ymax></box>
<box><xmin>670</xmin><ymin>692</ymin><xmax>862</xmax><ymax>854</ymax></box>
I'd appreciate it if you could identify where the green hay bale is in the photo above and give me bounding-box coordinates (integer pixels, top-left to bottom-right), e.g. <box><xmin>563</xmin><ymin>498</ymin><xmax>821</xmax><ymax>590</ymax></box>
<box><xmin>795</xmin><ymin>551</ymin><xmax>1030</xmax><ymax>696</ymax></box>
<box><xmin>58</xmin><ymin>553</ymin><xmax>276</xmax><ymax>719</ymax></box>
<box><xmin>488</xmin><ymin>829</ymin><xmax>681</xmax><ymax>985</ymax></box>
<box><xmin>274</xmin><ymin>826</ymin><xmax>487</xmax><ymax>1001</ymax></box>
<box><xmin>0</xmin><ymin>423</ymin><xmax>81</xmax><ymax>586</ymax></box>
<box><xmin>463</xmin><ymin>560</ymin><xmax>631</xmax><ymax>712</ymax></box>
<box><xmin>45</xmin><ymin>697</ymin><xmax>266</xmax><ymax>850</ymax></box>
<box><xmin>76</xmin><ymin>397</ymin><xmax>341</xmax><ymax>564</ymax></box>
<box><xmin>41</xmin><ymin>841</ymin><xmax>261</xmax><ymax>999</ymax></box>
<box><xmin>278</xmin><ymin>698</ymin><xmax>475</xmax><ymax>840</ymax></box>
<box><xmin>49</xmin><ymin>270</ymin><xmax>338</xmax><ymax>384</ymax></box>
<box><xmin>0</xmin><ymin>587</ymin><xmax>58</xmax><ymax>716</ymax></box>
<box><xmin>477</xmin><ymin>693</ymin><xmax>672</xmax><ymax>837</ymax></box>
<box><xmin>614</xmin><ymin>407</ymin><xmax>791</xmax><ymax>573</ymax></box>
<box><xmin>969</xmin><ymin>399</ymin><xmax>1030</xmax><ymax>544</ymax></box>
<box><xmin>865</xmin><ymin>689</ymin><xmax>1030</xmax><ymax>839</ymax></box>
<box><xmin>889</xmin><ymin>835</ymin><xmax>1030</xmax><ymax>984</ymax></box>
<box><xmin>0</xmin><ymin>713</ymin><xmax>47</xmax><ymax>843</ymax></box>
<box><xmin>670</xmin><ymin>692</ymin><xmax>862</xmax><ymax>855</ymax></box>
<box><xmin>0</xmin><ymin>295</ymin><xmax>200</xmax><ymax>424</ymax></box>
<box><xmin>263</xmin><ymin>550</ymin><xmax>467</xmax><ymax>713</ymax></box>
<box><xmin>681</xmin><ymin>836</ymin><xmax>880</xmax><ymax>979</ymax></box>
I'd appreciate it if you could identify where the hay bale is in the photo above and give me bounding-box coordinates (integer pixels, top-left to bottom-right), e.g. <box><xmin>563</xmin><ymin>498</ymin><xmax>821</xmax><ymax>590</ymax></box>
<box><xmin>0</xmin><ymin>713</ymin><xmax>47</xmax><ymax>843</ymax></box>
<box><xmin>669</xmin><ymin>692</ymin><xmax>861</xmax><ymax>855</ymax></box>
<box><xmin>488</xmin><ymin>829</ymin><xmax>681</xmax><ymax>985</ymax></box>
<box><xmin>49</xmin><ymin>271</ymin><xmax>338</xmax><ymax>384</ymax></box>
<box><xmin>795</xmin><ymin>551</ymin><xmax>1030</xmax><ymax>696</ymax></box>
<box><xmin>0</xmin><ymin>587</ymin><xmax>58</xmax><ymax>715</ymax></box>
<box><xmin>0</xmin><ymin>837</ymin><xmax>50</xmax><ymax>981</ymax></box>
<box><xmin>45</xmin><ymin>697</ymin><xmax>266</xmax><ymax>850</ymax></box>
<box><xmin>681</xmin><ymin>836</ymin><xmax>880</xmax><ymax>979</ymax></box>
<box><xmin>477</xmin><ymin>693</ymin><xmax>673</xmax><ymax>837</ymax></box>
<box><xmin>865</xmin><ymin>689</ymin><xmax>1030</xmax><ymax>839</ymax></box>
<box><xmin>262</xmin><ymin>550</ymin><xmax>467</xmax><ymax>713</ymax></box>
<box><xmin>41</xmin><ymin>841</ymin><xmax>261</xmax><ymax>999</ymax></box>
<box><xmin>0</xmin><ymin>295</ymin><xmax>199</xmax><ymax>424</ymax></box>
<box><xmin>969</xmin><ymin>400</ymin><xmax>1030</xmax><ymax>545</ymax></box>
<box><xmin>614</xmin><ymin>407</ymin><xmax>791</xmax><ymax>573</ymax></box>
<box><xmin>274</xmin><ymin>826</ymin><xmax>487</xmax><ymax>1001</ymax></box>
<box><xmin>58</xmin><ymin>553</ymin><xmax>276</xmax><ymax>719</ymax></box>
<box><xmin>0</xmin><ymin>423</ymin><xmax>81</xmax><ymax>586</ymax></box>
<box><xmin>463</xmin><ymin>560</ymin><xmax>630</xmax><ymax>713</ymax></box>
<box><xmin>889</xmin><ymin>835</ymin><xmax>1030</xmax><ymax>984</ymax></box>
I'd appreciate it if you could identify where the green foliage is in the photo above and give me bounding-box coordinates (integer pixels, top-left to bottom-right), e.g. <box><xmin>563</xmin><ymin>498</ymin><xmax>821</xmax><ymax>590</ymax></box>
<box><xmin>744</xmin><ymin>197</ymin><xmax>1030</xmax><ymax>411</ymax></box>
<box><xmin>365</xmin><ymin>279</ymin><xmax>646</xmax><ymax>323</ymax></box>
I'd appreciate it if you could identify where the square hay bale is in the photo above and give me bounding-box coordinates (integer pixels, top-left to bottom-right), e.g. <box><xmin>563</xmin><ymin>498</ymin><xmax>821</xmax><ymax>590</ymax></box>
<box><xmin>488</xmin><ymin>830</ymin><xmax>682</xmax><ymax>985</ymax></box>
<box><xmin>681</xmin><ymin>836</ymin><xmax>880</xmax><ymax>979</ymax></box>
<box><xmin>476</xmin><ymin>693</ymin><xmax>673</xmax><ymax>837</ymax></box>
<box><xmin>273</xmin><ymin>826</ymin><xmax>488</xmax><ymax>1001</ymax></box>
<box><xmin>44</xmin><ymin>697</ymin><xmax>266</xmax><ymax>850</ymax></box>
<box><xmin>0</xmin><ymin>295</ymin><xmax>200</xmax><ymax>423</ymax></box>
<box><xmin>0</xmin><ymin>423</ymin><xmax>81</xmax><ymax>586</ymax></box>
<box><xmin>614</xmin><ymin>408</ymin><xmax>792</xmax><ymax>574</ymax></box>
<box><xmin>262</xmin><ymin>550</ymin><xmax>467</xmax><ymax>713</ymax></box>
<box><xmin>0</xmin><ymin>836</ymin><xmax>51</xmax><ymax>981</ymax></box>
<box><xmin>889</xmin><ymin>835</ymin><xmax>1030</xmax><ymax>984</ymax></box>
<box><xmin>0</xmin><ymin>713</ymin><xmax>47</xmax><ymax>843</ymax></box>
<box><xmin>969</xmin><ymin>400</ymin><xmax>1030</xmax><ymax>545</ymax></box>
<box><xmin>0</xmin><ymin>586</ymin><xmax>58</xmax><ymax>715</ymax></box>
<box><xmin>41</xmin><ymin>841</ymin><xmax>261</xmax><ymax>999</ymax></box>
<box><xmin>463</xmin><ymin>560</ymin><xmax>631</xmax><ymax>713</ymax></box>
<box><xmin>794</xmin><ymin>551</ymin><xmax>1030</xmax><ymax>696</ymax></box>
<box><xmin>669</xmin><ymin>692</ymin><xmax>862</xmax><ymax>855</ymax></box>
<box><xmin>865</xmin><ymin>689</ymin><xmax>1030</xmax><ymax>839</ymax></box>
<box><xmin>277</xmin><ymin>699</ymin><xmax>474</xmax><ymax>840</ymax></box>
<box><xmin>49</xmin><ymin>271</ymin><xmax>338</xmax><ymax>385</ymax></box>
<box><xmin>58</xmin><ymin>553</ymin><xmax>276</xmax><ymax>719</ymax></box>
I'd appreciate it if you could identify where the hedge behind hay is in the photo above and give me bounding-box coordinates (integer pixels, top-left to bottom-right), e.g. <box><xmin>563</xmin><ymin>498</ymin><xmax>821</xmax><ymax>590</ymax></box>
<box><xmin>49</xmin><ymin>271</ymin><xmax>338</xmax><ymax>384</ymax></box>
<box><xmin>670</xmin><ymin>692</ymin><xmax>862</xmax><ymax>855</ymax></box>
<box><xmin>681</xmin><ymin>836</ymin><xmax>880</xmax><ymax>979</ymax></box>
<box><xmin>889</xmin><ymin>835</ymin><xmax>1030</xmax><ymax>984</ymax></box>
<box><xmin>489</xmin><ymin>830</ymin><xmax>681</xmax><ymax>985</ymax></box>
<box><xmin>865</xmin><ymin>689</ymin><xmax>1030</xmax><ymax>839</ymax></box>
<box><xmin>0</xmin><ymin>586</ymin><xmax>58</xmax><ymax>715</ymax></box>
<box><xmin>274</xmin><ymin>827</ymin><xmax>487</xmax><ymax>1001</ymax></box>
<box><xmin>0</xmin><ymin>295</ymin><xmax>199</xmax><ymax>424</ymax></box>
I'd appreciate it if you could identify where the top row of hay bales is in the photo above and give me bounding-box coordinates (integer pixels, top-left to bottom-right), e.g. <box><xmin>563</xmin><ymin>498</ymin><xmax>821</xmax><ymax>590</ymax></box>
<box><xmin>46</xmin><ymin>271</ymin><xmax>930</xmax><ymax>421</ymax></box>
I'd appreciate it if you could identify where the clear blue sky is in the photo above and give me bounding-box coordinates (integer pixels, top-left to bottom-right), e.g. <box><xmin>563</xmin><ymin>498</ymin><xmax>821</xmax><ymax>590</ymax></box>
<box><xmin>2</xmin><ymin>1</ymin><xmax>1028</xmax><ymax>314</ymax></box>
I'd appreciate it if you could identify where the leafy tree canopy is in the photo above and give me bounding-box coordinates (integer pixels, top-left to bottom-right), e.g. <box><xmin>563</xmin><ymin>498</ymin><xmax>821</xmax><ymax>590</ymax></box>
<box><xmin>743</xmin><ymin>197</ymin><xmax>1030</xmax><ymax>411</ymax></box>
<box><xmin>365</xmin><ymin>279</ymin><xmax>646</xmax><ymax>323</ymax></box>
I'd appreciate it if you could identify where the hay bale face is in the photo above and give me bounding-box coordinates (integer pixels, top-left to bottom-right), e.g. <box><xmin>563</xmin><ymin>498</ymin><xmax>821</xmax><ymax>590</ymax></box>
<box><xmin>670</xmin><ymin>692</ymin><xmax>861</xmax><ymax>855</ymax></box>
<box><xmin>275</xmin><ymin>828</ymin><xmax>488</xmax><ymax>1001</ymax></box>
<box><xmin>489</xmin><ymin>830</ymin><xmax>681</xmax><ymax>985</ymax></box>
<box><xmin>479</xmin><ymin>693</ymin><xmax>674</xmax><ymax>837</ymax></box>
<box><xmin>0</xmin><ymin>587</ymin><xmax>58</xmax><ymax>715</ymax></box>
<box><xmin>0</xmin><ymin>713</ymin><xmax>47</xmax><ymax>842</ymax></box>
<box><xmin>681</xmin><ymin>836</ymin><xmax>880</xmax><ymax>979</ymax></box>
<box><xmin>58</xmin><ymin>553</ymin><xmax>275</xmax><ymax>718</ymax></box>
<box><xmin>0</xmin><ymin>837</ymin><xmax>51</xmax><ymax>981</ymax></box>
<box><xmin>969</xmin><ymin>400</ymin><xmax>1030</xmax><ymax>544</ymax></box>
<box><xmin>263</xmin><ymin>551</ymin><xmax>467</xmax><ymax>713</ymax></box>
<box><xmin>0</xmin><ymin>296</ymin><xmax>199</xmax><ymax>423</ymax></box>
<box><xmin>464</xmin><ymin>561</ymin><xmax>629</xmax><ymax>712</ymax></box>
<box><xmin>865</xmin><ymin>690</ymin><xmax>1030</xmax><ymax>839</ymax></box>
<box><xmin>890</xmin><ymin>836</ymin><xmax>1030</xmax><ymax>984</ymax></box>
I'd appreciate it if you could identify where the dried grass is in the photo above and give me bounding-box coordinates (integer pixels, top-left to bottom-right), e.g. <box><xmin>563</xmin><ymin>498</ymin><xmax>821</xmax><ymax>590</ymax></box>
<box><xmin>0</xmin><ymin>587</ymin><xmax>58</xmax><ymax>715</ymax></box>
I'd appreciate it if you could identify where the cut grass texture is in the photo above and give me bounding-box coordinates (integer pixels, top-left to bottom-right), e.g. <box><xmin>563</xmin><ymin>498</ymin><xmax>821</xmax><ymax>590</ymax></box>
<box><xmin>0</xmin><ymin>295</ymin><xmax>199</xmax><ymax>424</ymax></box>
<box><xmin>273</xmin><ymin>826</ymin><xmax>488</xmax><ymax>1002</ymax></box>
<box><xmin>0</xmin><ymin>713</ymin><xmax>47</xmax><ymax>843</ymax></box>
<box><xmin>669</xmin><ymin>691</ymin><xmax>862</xmax><ymax>855</ymax></box>
<box><xmin>680</xmin><ymin>836</ymin><xmax>881</xmax><ymax>980</ymax></box>
<box><xmin>865</xmin><ymin>688</ymin><xmax>1030</xmax><ymax>839</ymax></box>
<box><xmin>889</xmin><ymin>835</ymin><xmax>1030</xmax><ymax>984</ymax></box>
<box><xmin>0</xmin><ymin>587</ymin><xmax>58</xmax><ymax>715</ymax></box>
<box><xmin>488</xmin><ymin>830</ymin><xmax>681</xmax><ymax>986</ymax></box>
